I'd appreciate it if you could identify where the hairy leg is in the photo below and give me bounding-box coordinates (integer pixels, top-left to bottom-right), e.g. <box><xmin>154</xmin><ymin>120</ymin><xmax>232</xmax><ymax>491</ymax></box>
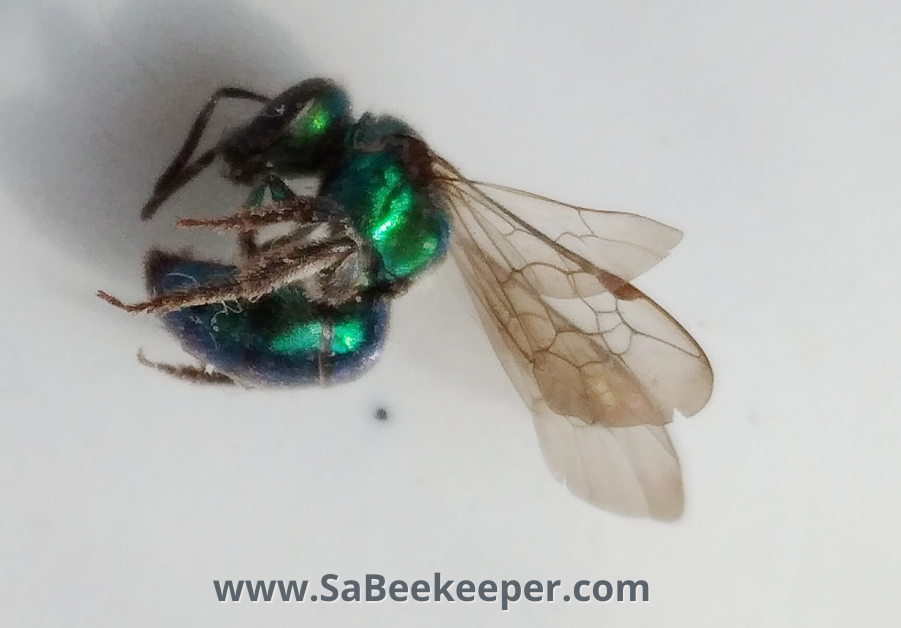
<box><xmin>137</xmin><ymin>350</ymin><xmax>235</xmax><ymax>385</ymax></box>
<box><xmin>238</xmin><ymin>231</ymin><xmax>259</xmax><ymax>258</ymax></box>
<box><xmin>176</xmin><ymin>196</ymin><xmax>347</xmax><ymax>232</ymax></box>
<box><xmin>98</xmin><ymin>236</ymin><xmax>357</xmax><ymax>315</ymax></box>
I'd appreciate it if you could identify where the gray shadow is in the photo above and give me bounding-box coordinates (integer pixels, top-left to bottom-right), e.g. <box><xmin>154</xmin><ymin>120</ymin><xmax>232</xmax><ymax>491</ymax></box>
<box><xmin>0</xmin><ymin>0</ymin><xmax>310</xmax><ymax>286</ymax></box>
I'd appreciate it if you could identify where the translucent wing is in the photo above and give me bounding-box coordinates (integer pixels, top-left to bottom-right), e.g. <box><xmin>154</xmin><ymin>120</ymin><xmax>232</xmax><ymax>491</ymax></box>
<box><xmin>437</xmin><ymin>163</ymin><xmax>713</xmax><ymax>518</ymax></box>
<box><xmin>469</xmin><ymin>181</ymin><xmax>684</xmax><ymax>284</ymax></box>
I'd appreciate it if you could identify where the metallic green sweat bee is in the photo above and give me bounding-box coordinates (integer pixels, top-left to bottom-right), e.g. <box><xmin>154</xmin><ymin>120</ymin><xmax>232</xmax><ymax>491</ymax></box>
<box><xmin>99</xmin><ymin>78</ymin><xmax>713</xmax><ymax>520</ymax></box>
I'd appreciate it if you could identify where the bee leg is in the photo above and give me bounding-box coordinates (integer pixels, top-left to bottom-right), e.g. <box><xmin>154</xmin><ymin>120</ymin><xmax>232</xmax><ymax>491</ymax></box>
<box><xmin>176</xmin><ymin>196</ymin><xmax>345</xmax><ymax>232</ymax></box>
<box><xmin>137</xmin><ymin>350</ymin><xmax>235</xmax><ymax>385</ymax></box>
<box><xmin>98</xmin><ymin>236</ymin><xmax>357</xmax><ymax>315</ymax></box>
<box><xmin>238</xmin><ymin>231</ymin><xmax>258</xmax><ymax>259</ymax></box>
<box><xmin>185</xmin><ymin>178</ymin><xmax>333</xmax><ymax>259</ymax></box>
<box><xmin>245</xmin><ymin>173</ymin><xmax>297</xmax><ymax>207</ymax></box>
<box><xmin>366</xmin><ymin>277</ymin><xmax>414</xmax><ymax>299</ymax></box>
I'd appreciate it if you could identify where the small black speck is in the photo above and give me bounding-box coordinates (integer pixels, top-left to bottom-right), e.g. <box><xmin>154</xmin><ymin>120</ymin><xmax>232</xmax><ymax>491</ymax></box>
<box><xmin>564</xmin><ymin>595</ymin><xmax>570</xmax><ymax>602</ymax></box>
<box><xmin>375</xmin><ymin>407</ymin><xmax>388</xmax><ymax>421</ymax></box>
<box><xmin>311</xmin><ymin>594</ymin><xmax>317</xmax><ymax>602</ymax></box>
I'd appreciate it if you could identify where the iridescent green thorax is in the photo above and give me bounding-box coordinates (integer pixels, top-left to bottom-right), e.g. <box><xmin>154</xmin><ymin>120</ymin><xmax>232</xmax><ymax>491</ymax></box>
<box><xmin>321</xmin><ymin>114</ymin><xmax>450</xmax><ymax>284</ymax></box>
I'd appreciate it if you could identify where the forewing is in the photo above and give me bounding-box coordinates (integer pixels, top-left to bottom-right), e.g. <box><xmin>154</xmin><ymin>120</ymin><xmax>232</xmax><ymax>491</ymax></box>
<box><xmin>443</xmin><ymin>176</ymin><xmax>713</xmax><ymax>424</ymax></box>
<box><xmin>441</xmin><ymin>171</ymin><xmax>712</xmax><ymax>518</ymax></box>
<box><xmin>457</xmin><ymin>178</ymin><xmax>683</xmax><ymax>285</ymax></box>
<box><xmin>544</xmin><ymin>284</ymin><xmax>714</xmax><ymax>420</ymax></box>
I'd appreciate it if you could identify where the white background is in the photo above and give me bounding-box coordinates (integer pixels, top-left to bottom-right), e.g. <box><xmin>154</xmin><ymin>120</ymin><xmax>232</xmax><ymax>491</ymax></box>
<box><xmin>1</xmin><ymin>0</ymin><xmax>899</xmax><ymax>625</ymax></box>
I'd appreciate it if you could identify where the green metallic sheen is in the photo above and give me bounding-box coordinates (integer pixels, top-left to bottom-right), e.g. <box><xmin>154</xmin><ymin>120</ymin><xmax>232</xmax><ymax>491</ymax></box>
<box><xmin>245</xmin><ymin>176</ymin><xmax>295</xmax><ymax>207</ymax></box>
<box><xmin>259</xmin><ymin>83</ymin><xmax>352</xmax><ymax>176</ymax></box>
<box><xmin>151</xmin><ymin>256</ymin><xmax>391</xmax><ymax>386</ymax></box>
<box><xmin>270</xmin><ymin>319</ymin><xmax>323</xmax><ymax>355</ymax></box>
<box><xmin>267</xmin><ymin>306</ymin><xmax>367</xmax><ymax>357</ymax></box>
<box><xmin>323</xmin><ymin>147</ymin><xmax>449</xmax><ymax>283</ymax></box>
<box><xmin>216</xmin><ymin>273</ymin><xmax>371</xmax><ymax>360</ymax></box>
<box><xmin>331</xmin><ymin>318</ymin><xmax>367</xmax><ymax>355</ymax></box>
<box><xmin>285</xmin><ymin>87</ymin><xmax>348</xmax><ymax>149</ymax></box>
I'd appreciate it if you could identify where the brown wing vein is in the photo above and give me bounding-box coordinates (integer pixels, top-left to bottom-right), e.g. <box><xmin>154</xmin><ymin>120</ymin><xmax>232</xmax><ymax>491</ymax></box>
<box><xmin>434</xmin><ymin>157</ymin><xmax>711</xmax><ymax>519</ymax></box>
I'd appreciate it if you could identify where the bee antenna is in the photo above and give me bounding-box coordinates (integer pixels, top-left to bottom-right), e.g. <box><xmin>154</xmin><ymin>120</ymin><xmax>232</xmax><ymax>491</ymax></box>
<box><xmin>140</xmin><ymin>147</ymin><xmax>218</xmax><ymax>220</ymax></box>
<box><xmin>142</xmin><ymin>86</ymin><xmax>270</xmax><ymax>221</ymax></box>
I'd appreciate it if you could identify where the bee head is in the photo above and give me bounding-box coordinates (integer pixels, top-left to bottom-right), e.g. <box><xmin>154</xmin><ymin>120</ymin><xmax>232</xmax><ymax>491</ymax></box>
<box><xmin>215</xmin><ymin>79</ymin><xmax>351</xmax><ymax>186</ymax></box>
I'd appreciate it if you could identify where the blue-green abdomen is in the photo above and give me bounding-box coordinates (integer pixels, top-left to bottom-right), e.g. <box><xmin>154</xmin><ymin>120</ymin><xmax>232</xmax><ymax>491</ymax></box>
<box><xmin>149</xmin><ymin>257</ymin><xmax>389</xmax><ymax>386</ymax></box>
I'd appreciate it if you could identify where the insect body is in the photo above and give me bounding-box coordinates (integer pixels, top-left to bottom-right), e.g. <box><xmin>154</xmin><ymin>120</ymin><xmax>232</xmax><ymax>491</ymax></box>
<box><xmin>101</xmin><ymin>78</ymin><xmax>713</xmax><ymax>520</ymax></box>
<box><xmin>103</xmin><ymin>80</ymin><xmax>450</xmax><ymax>384</ymax></box>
